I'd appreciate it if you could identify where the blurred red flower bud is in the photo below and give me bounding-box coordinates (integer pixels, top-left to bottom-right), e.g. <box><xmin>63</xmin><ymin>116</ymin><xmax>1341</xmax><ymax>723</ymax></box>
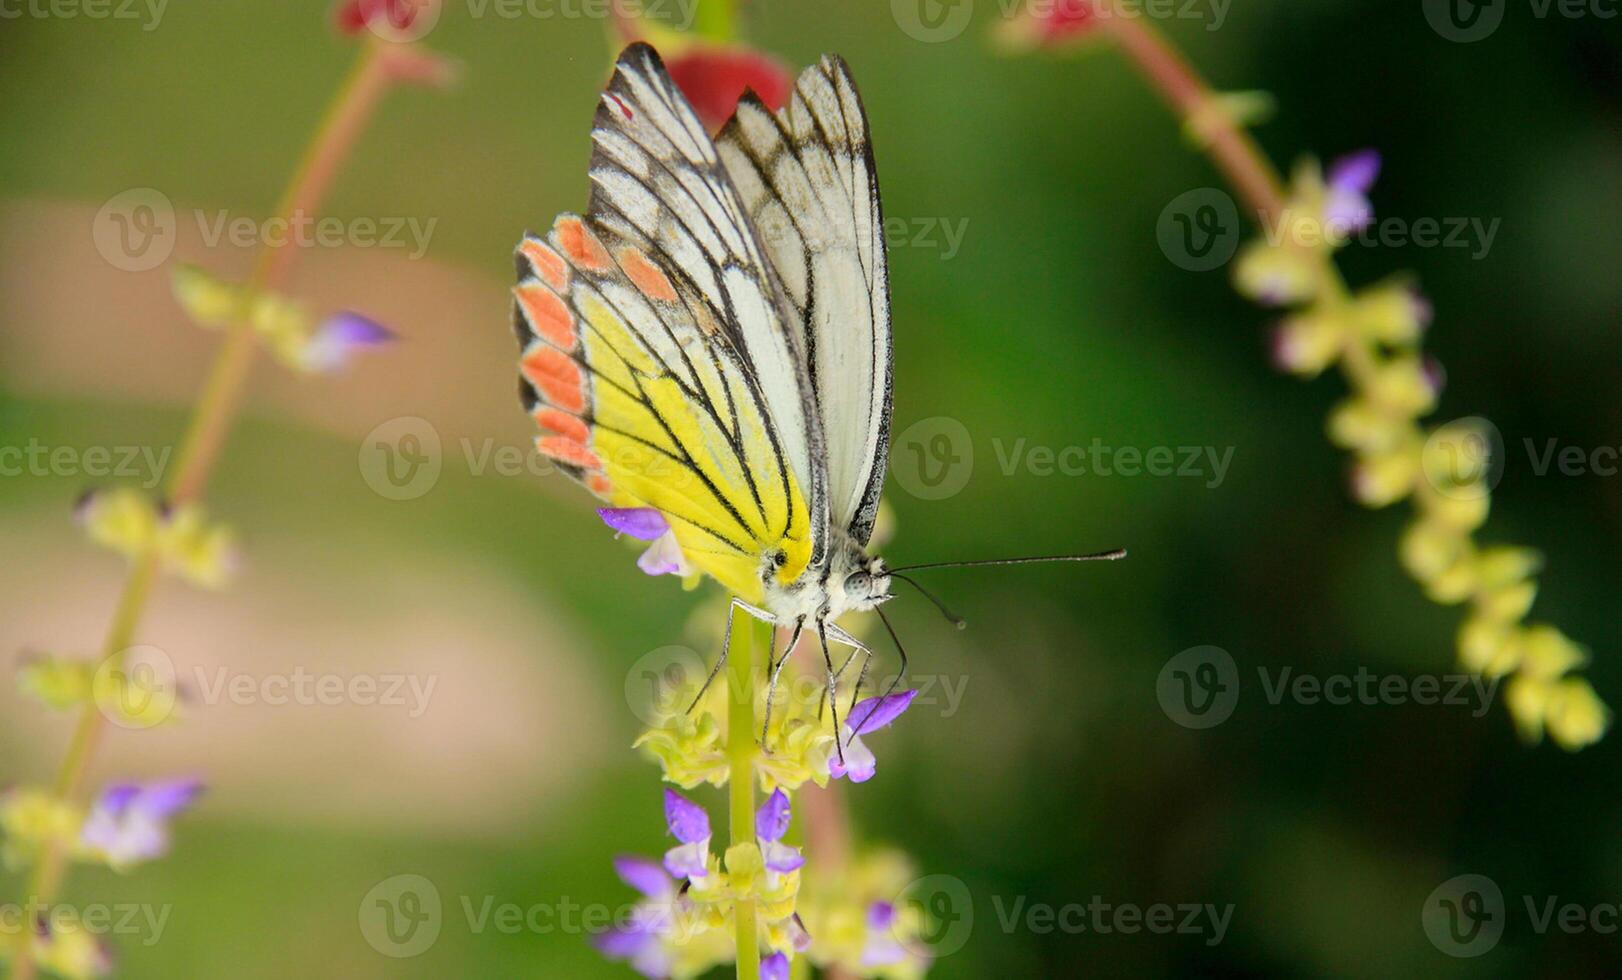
<box><xmin>665</xmin><ymin>46</ymin><xmax>792</xmax><ymax>132</ymax></box>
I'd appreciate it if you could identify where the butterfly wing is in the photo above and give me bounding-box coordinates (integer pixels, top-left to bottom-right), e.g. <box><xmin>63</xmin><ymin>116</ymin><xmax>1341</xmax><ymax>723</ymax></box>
<box><xmin>716</xmin><ymin>55</ymin><xmax>893</xmax><ymax>547</ymax></box>
<box><xmin>513</xmin><ymin>44</ymin><xmax>828</xmax><ymax>601</ymax></box>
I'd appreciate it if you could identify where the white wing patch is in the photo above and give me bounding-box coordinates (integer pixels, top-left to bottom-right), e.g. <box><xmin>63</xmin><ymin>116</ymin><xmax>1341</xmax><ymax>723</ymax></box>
<box><xmin>717</xmin><ymin>55</ymin><xmax>893</xmax><ymax>546</ymax></box>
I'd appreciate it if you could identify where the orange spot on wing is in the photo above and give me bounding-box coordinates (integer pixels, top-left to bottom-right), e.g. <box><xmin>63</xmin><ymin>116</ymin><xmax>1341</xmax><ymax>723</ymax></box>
<box><xmin>515</xmin><ymin>283</ymin><xmax>576</xmax><ymax>349</ymax></box>
<box><xmin>616</xmin><ymin>247</ymin><xmax>678</xmax><ymax>303</ymax></box>
<box><xmin>520</xmin><ymin>346</ymin><xmax>586</xmax><ymax>413</ymax></box>
<box><xmin>587</xmin><ymin>474</ymin><xmax>614</xmax><ymax>497</ymax></box>
<box><xmin>555</xmin><ymin>216</ymin><xmax>611</xmax><ymax>272</ymax></box>
<box><xmin>537</xmin><ymin>436</ymin><xmax>603</xmax><ymax>471</ymax></box>
<box><xmin>533</xmin><ymin>407</ymin><xmax>590</xmax><ymax>443</ymax></box>
<box><xmin>520</xmin><ymin>238</ymin><xmax>569</xmax><ymax>291</ymax></box>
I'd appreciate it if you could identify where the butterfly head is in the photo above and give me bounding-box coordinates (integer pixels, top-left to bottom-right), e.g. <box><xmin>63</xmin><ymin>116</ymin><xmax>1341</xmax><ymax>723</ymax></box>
<box><xmin>839</xmin><ymin>554</ymin><xmax>894</xmax><ymax>613</ymax></box>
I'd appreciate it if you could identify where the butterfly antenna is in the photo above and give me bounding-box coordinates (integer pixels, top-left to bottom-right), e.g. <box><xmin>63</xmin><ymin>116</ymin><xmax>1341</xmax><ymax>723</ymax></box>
<box><xmin>886</xmin><ymin>549</ymin><xmax>1127</xmax><ymax>574</ymax></box>
<box><xmin>890</xmin><ymin>573</ymin><xmax>967</xmax><ymax>630</ymax></box>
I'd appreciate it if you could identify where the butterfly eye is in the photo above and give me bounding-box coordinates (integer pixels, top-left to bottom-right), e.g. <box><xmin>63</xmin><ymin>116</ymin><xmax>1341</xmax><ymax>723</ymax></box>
<box><xmin>845</xmin><ymin>572</ymin><xmax>872</xmax><ymax>596</ymax></box>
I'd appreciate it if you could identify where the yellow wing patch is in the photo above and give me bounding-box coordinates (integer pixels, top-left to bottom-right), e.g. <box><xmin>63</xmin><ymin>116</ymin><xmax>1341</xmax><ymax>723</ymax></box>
<box><xmin>514</xmin><ymin>216</ymin><xmax>811</xmax><ymax>603</ymax></box>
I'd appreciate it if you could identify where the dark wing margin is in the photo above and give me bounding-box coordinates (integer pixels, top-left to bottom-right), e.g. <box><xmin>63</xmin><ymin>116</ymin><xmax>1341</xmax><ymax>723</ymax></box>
<box><xmin>716</xmin><ymin>54</ymin><xmax>893</xmax><ymax>547</ymax></box>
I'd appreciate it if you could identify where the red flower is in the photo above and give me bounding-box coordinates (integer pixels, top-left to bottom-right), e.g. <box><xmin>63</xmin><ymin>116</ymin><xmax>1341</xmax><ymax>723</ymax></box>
<box><xmin>665</xmin><ymin>46</ymin><xmax>792</xmax><ymax>132</ymax></box>
<box><xmin>998</xmin><ymin>0</ymin><xmax>1103</xmax><ymax>50</ymax></box>
<box><xmin>333</xmin><ymin>0</ymin><xmax>432</xmax><ymax>39</ymax></box>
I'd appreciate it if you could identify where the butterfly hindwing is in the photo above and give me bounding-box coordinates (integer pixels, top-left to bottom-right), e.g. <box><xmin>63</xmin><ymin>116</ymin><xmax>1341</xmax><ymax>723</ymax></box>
<box><xmin>716</xmin><ymin>55</ymin><xmax>893</xmax><ymax>547</ymax></box>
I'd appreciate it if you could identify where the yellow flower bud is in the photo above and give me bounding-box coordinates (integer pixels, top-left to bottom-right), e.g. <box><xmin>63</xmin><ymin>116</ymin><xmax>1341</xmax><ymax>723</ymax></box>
<box><xmin>0</xmin><ymin>788</ymin><xmax>82</xmax><ymax>871</ymax></box>
<box><xmin>1398</xmin><ymin>519</ymin><xmax>1468</xmax><ymax>583</ymax></box>
<box><xmin>1504</xmin><ymin>673</ymin><xmax>1552</xmax><ymax>743</ymax></box>
<box><xmin>1475</xmin><ymin>579</ymin><xmax>1537</xmax><ymax>623</ymax></box>
<box><xmin>1365</xmin><ymin>357</ymin><xmax>1438</xmax><ymax>416</ymax></box>
<box><xmin>171</xmin><ymin>263</ymin><xmax>242</xmax><ymax>329</ymax></box>
<box><xmin>1518</xmin><ymin>625</ymin><xmax>1586</xmax><ymax>679</ymax></box>
<box><xmin>1327</xmin><ymin>398</ymin><xmax>1407</xmax><ymax>453</ymax></box>
<box><xmin>79</xmin><ymin>487</ymin><xmax>158</xmax><ymax>559</ymax></box>
<box><xmin>1272</xmin><ymin>311</ymin><xmax>1346</xmax><ymax>377</ymax></box>
<box><xmin>1423</xmin><ymin>555</ymin><xmax>1477</xmax><ymax>605</ymax></box>
<box><xmin>17</xmin><ymin>654</ymin><xmax>94</xmax><ymax>710</ymax></box>
<box><xmin>1350</xmin><ymin>282</ymin><xmax>1430</xmax><ymax>345</ymax></box>
<box><xmin>156</xmin><ymin>504</ymin><xmax>238</xmax><ymax>589</ymax></box>
<box><xmin>1545</xmin><ymin>679</ymin><xmax>1611</xmax><ymax>751</ymax></box>
<box><xmin>1233</xmin><ymin>240</ymin><xmax>1321</xmax><ymax>306</ymax></box>
<box><xmin>1458</xmin><ymin>616</ymin><xmax>1520</xmax><ymax>676</ymax></box>
<box><xmin>1352</xmin><ymin>449</ymin><xmax>1418</xmax><ymax>507</ymax></box>
<box><xmin>1473</xmin><ymin>546</ymin><xmax>1541</xmax><ymax>589</ymax></box>
<box><xmin>1421</xmin><ymin>489</ymin><xmax>1491</xmax><ymax>532</ymax></box>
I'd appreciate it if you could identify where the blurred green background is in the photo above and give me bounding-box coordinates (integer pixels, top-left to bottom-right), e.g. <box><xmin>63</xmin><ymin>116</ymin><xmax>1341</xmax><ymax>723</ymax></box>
<box><xmin>2</xmin><ymin>0</ymin><xmax>1620</xmax><ymax>976</ymax></box>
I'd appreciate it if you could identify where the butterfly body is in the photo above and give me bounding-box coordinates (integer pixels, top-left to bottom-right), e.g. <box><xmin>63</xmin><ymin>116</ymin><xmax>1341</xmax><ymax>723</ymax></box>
<box><xmin>762</xmin><ymin>533</ymin><xmax>893</xmax><ymax>627</ymax></box>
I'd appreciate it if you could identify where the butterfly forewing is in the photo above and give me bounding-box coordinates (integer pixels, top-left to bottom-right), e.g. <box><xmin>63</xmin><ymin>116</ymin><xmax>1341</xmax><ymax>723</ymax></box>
<box><xmin>584</xmin><ymin>43</ymin><xmax>831</xmax><ymax>569</ymax></box>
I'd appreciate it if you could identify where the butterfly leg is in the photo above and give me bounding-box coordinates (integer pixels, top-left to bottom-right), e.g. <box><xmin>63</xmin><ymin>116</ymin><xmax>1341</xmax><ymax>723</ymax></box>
<box><xmin>687</xmin><ymin>596</ymin><xmax>776</xmax><ymax>714</ymax></box>
<box><xmin>758</xmin><ymin>617</ymin><xmax>806</xmax><ymax>751</ymax></box>
<box><xmin>823</xmin><ymin>622</ymin><xmax>876</xmax><ymax>746</ymax></box>
<box><xmin>816</xmin><ymin>620</ymin><xmax>846</xmax><ymax>767</ymax></box>
<box><xmin>872</xmin><ymin>607</ymin><xmax>911</xmax><ymax>714</ymax></box>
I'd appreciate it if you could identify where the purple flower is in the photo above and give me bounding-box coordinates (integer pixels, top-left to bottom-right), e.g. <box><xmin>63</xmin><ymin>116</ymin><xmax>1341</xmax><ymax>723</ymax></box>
<box><xmin>597</xmin><ymin>508</ymin><xmax>692</xmax><ymax>578</ymax></box>
<box><xmin>594</xmin><ymin>855</ymin><xmax>681</xmax><ymax>978</ymax></box>
<box><xmin>80</xmin><ymin>778</ymin><xmax>204</xmax><ymax>869</ymax></box>
<box><xmin>761</xmin><ymin>951</ymin><xmax>791</xmax><ymax>980</ymax></box>
<box><xmin>300</xmin><ymin>311</ymin><xmax>394</xmax><ymax>372</ymax></box>
<box><xmin>662</xmin><ymin>789</ymin><xmax>711</xmax><ymax>879</ymax></box>
<box><xmin>756</xmin><ymin>789</ymin><xmax>803</xmax><ymax>874</ymax></box>
<box><xmin>1323</xmin><ymin>149</ymin><xmax>1381</xmax><ymax>237</ymax></box>
<box><xmin>860</xmin><ymin>900</ymin><xmax>908</xmax><ymax>968</ymax></box>
<box><xmin>829</xmin><ymin>689</ymin><xmax>919</xmax><ymax>783</ymax></box>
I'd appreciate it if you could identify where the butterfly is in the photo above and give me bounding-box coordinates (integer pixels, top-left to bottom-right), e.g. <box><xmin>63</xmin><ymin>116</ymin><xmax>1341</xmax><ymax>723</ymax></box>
<box><xmin>512</xmin><ymin>43</ymin><xmax>1122</xmax><ymax>748</ymax></box>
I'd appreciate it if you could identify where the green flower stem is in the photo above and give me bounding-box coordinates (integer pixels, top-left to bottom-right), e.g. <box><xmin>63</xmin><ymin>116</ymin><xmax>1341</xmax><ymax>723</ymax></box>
<box><xmin>1097</xmin><ymin>4</ymin><xmax>1284</xmax><ymax>223</ymax></box>
<box><xmin>692</xmin><ymin>0</ymin><xmax>738</xmax><ymax>43</ymax></box>
<box><xmin>727</xmin><ymin>614</ymin><xmax>767</xmax><ymax>980</ymax></box>
<box><xmin>10</xmin><ymin>39</ymin><xmax>396</xmax><ymax>980</ymax></box>
<box><xmin>1093</xmin><ymin>12</ymin><xmax>1375</xmax><ymax>368</ymax></box>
